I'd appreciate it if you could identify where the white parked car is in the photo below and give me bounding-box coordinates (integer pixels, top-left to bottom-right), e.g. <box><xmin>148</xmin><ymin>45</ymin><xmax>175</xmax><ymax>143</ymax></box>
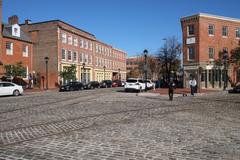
<box><xmin>145</xmin><ymin>79</ymin><xmax>154</xmax><ymax>90</ymax></box>
<box><xmin>124</xmin><ymin>78</ymin><xmax>146</xmax><ymax>92</ymax></box>
<box><xmin>0</xmin><ymin>82</ymin><xmax>23</xmax><ymax>96</ymax></box>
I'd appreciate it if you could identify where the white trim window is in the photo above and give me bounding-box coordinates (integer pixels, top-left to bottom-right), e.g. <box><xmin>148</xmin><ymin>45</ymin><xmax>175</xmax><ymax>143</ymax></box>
<box><xmin>222</xmin><ymin>26</ymin><xmax>228</xmax><ymax>37</ymax></box>
<box><xmin>188</xmin><ymin>46</ymin><xmax>195</xmax><ymax>61</ymax></box>
<box><xmin>6</xmin><ymin>42</ymin><xmax>13</xmax><ymax>55</ymax></box>
<box><xmin>74</xmin><ymin>38</ymin><xmax>78</xmax><ymax>47</ymax></box>
<box><xmin>62</xmin><ymin>49</ymin><xmax>66</xmax><ymax>60</ymax></box>
<box><xmin>236</xmin><ymin>27</ymin><xmax>240</xmax><ymax>38</ymax></box>
<box><xmin>80</xmin><ymin>53</ymin><xmax>84</xmax><ymax>63</ymax></box>
<box><xmin>80</xmin><ymin>39</ymin><xmax>84</xmax><ymax>48</ymax></box>
<box><xmin>89</xmin><ymin>42</ymin><xmax>93</xmax><ymax>51</ymax></box>
<box><xmin>96</xmin><ymin>44</ymin><xmax>98</xmax><ymax>53</ymax></box>
<box><xmin>85</xmin><ymin>41</ymin><xmax>89</xmax><ymax>49</ymax></box>
<box><xmin>22</xmin><ymin>45</ymin><xmax>29</xmax><ymax>57</ymax></box>
<box><xmin>73</xmin><ymin>51</ymin><xmax>78</xmax><ymax>62</ymax></box>
<box><xmin>208</xmin><ymin>47</ymin><xmax>215</xmax><ymax>59</ymax></box>
<box><xmin>62</xmin><ymin>33</ymin><xmax>67</xmax><ymax>43</ymax></box>
<box><xmin>208</xmin><ymin>24</ymin><xmax>215</xmax><ymax>36</ymax></box>
<box><xmin>187</xmin><ymin>24</ymin><xmax>194</xmax><ymax>36</ymax></box>
<box><xmin>84</xmin><ymin>54</ymin><xmax>88</xmax><ymax>64</ymax></box>
<box><xmin>68</xmin><ymin>36</ymin><xmax>73</xmax><ymax>45</ymax></box>
<box><xmin>68</xmin><ymin>50</ymin><xmax>72</xmax><ymax>61</ymax></box>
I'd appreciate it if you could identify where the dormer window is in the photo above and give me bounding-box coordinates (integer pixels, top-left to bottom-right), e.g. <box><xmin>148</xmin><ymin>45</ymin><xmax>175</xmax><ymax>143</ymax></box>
<box><xmin>12</xmin><ymin>24</ymin><xmax>20</xmax><ymax>37</ymax></box>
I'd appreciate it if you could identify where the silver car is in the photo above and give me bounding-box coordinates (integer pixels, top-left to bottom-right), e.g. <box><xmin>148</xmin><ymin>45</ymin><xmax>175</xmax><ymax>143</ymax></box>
<box><xmin>0</xmin><ymin>82</ymin><xmax>23</xmax><ymax>96</ymax></box>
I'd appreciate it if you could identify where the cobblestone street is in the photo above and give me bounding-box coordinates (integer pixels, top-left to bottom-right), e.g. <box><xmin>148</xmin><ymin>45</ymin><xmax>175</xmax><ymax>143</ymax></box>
<box><xmin>0</xmin><ymin>88</ymin><xmax>239</xmax><ymax>160</ymax></box>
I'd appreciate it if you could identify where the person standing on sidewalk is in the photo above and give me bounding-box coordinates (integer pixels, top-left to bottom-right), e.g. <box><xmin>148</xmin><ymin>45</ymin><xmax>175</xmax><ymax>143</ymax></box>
<box><xmin>168</xmin><ymin>80</ymin><xmax>175</xmax><ymax>101</ymax></box>
<box><xmin>189</xmin><ymin>77</ymin><xmax>197</xmax><ymax>96</ymax></box>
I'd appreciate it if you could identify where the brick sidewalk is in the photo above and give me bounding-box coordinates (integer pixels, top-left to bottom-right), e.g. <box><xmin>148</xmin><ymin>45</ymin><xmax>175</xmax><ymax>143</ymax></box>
<box><xmin>150</xmin><ymin>88</ymin><xmax>221</xmax><ymax>95</ymax></box>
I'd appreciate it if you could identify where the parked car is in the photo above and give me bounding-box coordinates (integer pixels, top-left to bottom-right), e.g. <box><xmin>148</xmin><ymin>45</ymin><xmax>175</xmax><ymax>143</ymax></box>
<box><xmin>0</xmin><ymin>82</ymin><xmax>23</xmax><ymax>96</ymax></box>
<box><xmin>124</xmin><ymin>78</ymin><xmax>146</xmax><ymax>92</ymax></box>
<box><xmin>228</xmin><ymin>84</ymin><xmax>240</xmax><ymax>93</ymax></box>
<box><xmin>144</xmin><ymin>79</ymin><xmax>154</xmax><ymax>90</ymax></box>
<box><xmin>112</xmin><ymin>80</ymin><xmax>123</xmax><ymax>87</ymax></box>
<box><xmin>59</xmin><ymin>81</ymin><xmax>84</xmax><ymax>91</ymax></box>
<box><xmin>100</xmin><ymin>80</ymin><xmax>112</xmax><ymax>88</ymax></box>
<box><xmin>84</xmin><ymin>81</ymin><xmax>100</xmax><ymax>89</ymax></box>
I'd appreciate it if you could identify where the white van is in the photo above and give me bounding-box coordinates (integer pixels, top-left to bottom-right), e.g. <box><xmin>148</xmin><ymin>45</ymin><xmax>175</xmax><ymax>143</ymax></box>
<box><xmin>124</xmin><ymin>78</ymin><xmax>146</xmax><ymax>92</ymax></box>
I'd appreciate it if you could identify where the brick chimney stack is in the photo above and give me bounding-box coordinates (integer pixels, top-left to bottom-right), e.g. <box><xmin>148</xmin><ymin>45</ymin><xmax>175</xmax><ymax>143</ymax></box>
<box><xmin>8</xmin><ymin>15</ymin><xmax>19</xmax><ymax>25</ymax></box>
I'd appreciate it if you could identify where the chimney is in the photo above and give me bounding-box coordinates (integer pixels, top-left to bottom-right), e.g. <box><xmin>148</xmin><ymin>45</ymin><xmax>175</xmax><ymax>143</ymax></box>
<box><xmin>8</xmin><ymin>15</ymin><xmax>19</xmax><ymax>25</ymax></box>
<box><xmin>25</xmin><ymin>19</ymin><xmax>31</xmax><ymax>25</ymax></box>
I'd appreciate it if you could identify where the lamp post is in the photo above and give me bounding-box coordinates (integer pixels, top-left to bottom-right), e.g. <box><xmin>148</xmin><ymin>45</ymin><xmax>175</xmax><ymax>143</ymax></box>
<box><xmin>223</xmin><ymin>50</ymin><xmax>228</xmax><ymax>90</ymax></box>
<box><xmin>144</xmin><ymin>49</ymin><xmax>148</xmax><ymax>91</ymax></box>
<box><xmin>82</xmin><ymin>63</ymin><xmax>85</xmax><ymax>84</ymax></box>
<box><xmin>44</xmin><ymin>56</ymin><xmax>49</xmax><ymax>90</ymax></box>
<box><xmin>103</xmin><ymin>65</ymin><xmax>106</xmax><ymax>80</ymax></box>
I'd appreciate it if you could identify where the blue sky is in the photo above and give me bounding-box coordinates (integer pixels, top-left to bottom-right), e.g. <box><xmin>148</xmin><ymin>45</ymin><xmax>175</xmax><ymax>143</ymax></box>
<box><xmin>3</xmin><ymin>0</ymin><xmax>240</xmax><ymax>57</ymax></box>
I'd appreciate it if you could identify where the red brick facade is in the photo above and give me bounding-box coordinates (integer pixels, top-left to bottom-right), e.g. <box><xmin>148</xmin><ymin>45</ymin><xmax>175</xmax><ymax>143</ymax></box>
<box><xmin>181</xmin><ymin>13</ymin><xmax>240</xmax><ymax>89</ymax></box>
<box><xmin>21</xmin><ymin>20</ymin><xmax>127</xmax><ymax>88</ymax></box>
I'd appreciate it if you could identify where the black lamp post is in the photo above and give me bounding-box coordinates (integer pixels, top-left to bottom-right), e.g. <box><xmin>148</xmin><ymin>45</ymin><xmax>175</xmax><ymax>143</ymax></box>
<box><xmin>103</xmin><ymin>66</ymin><xmax>106</xmax><ymax>80</ymax></box>
<box><xmin>144</xmin><ymin>49</ymin><xmax>148</xmax><ymax>91</ymax></box>
<box><xmin>44</xmin><ymin>56</ymin><xmax>49</xmax><ymax>90</ymax></box>
<box><xmin>223</xmin><ymin>50</ymin><xmax>228</xmax><ymax>90</ymax></box>
<box><xmin>82</xmin><ymin>62</ymin><xmax>85</xmax><ymax>84</ymax></box>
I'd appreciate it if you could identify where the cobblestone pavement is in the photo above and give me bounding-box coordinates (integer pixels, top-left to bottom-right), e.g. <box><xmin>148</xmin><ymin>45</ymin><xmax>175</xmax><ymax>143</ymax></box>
<box><xmin>0</xmin><ymin>88</ymin><xmax>239</xmax><ymax>160</ymax></box>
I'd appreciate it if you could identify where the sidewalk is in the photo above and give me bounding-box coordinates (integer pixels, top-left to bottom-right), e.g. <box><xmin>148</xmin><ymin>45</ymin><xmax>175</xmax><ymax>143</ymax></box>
<box><xmin>149</xmin><ymin>88</ymin><xmax>221</xmax><ymax>95</ymax></box>
<box><xmin>24</xmin><ymin>88</ymin><xmax>58</xmax><ymax>94</ymax></box>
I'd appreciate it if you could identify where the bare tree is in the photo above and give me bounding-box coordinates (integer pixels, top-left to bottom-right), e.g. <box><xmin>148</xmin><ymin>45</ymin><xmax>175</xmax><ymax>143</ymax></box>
<box><xmin>157</xmin><ymin>36</ymin><xmax>182</xmax><ymax>82</ymax></box>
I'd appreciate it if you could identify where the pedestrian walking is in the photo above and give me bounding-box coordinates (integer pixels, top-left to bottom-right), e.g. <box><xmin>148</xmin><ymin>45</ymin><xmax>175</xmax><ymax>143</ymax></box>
<box><xmin>189</xmin><ymin>77</ymin><xmax>197</xmax><ymax>96</ymax></box>
<box><xmin>168</xmin><ymin>80</ymin><xmax>175</xmax><ymax>101</ymax></box>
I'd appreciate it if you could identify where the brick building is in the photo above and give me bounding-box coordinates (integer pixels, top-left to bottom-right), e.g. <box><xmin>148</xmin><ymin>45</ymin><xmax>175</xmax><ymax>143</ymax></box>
<box><xmin>181</xmin><ymin>13</ymin><xmax>240</xmax><ymax>89</ymax></box>
<box><xmin>126</xmin><ymin>56</ymin><xmax>144</xmax><ymax>78</ymax></box>
<box><xmin>0</xmin><ymin>14</ymin><xmax>33</xmax><ymax>80</ymax></box>
<box><xmin>21</xmin><ymin>20</ymin><xmax>126</xmax><ymax>88</ymax></box>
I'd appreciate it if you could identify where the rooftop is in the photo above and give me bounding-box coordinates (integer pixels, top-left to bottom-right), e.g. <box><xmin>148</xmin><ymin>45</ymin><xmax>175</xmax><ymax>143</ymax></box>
<box><xmin>181</xmin><ymin>13</ymin><xmax>240</xmax><ymax>23</ymax></box>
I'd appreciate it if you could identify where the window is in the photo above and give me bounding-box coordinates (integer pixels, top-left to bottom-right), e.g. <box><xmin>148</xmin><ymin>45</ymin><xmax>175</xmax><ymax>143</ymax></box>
<box><xmin>62</xmin><ymin>33</ymin><xmax>67</xmax><ymax>43</ymax></box>
<box><xmin>83</xmin><ymin>40</ymin><xmax>87</xmax><ymax>49</ymax></box>
<box><xmin>68</xmin><ymin>36</ymin><xmax>72</xmax><ymax>45</ymax></box>
<box><xmin>80</xmin><ymin>53</ymin><xmax>84</xmax><ymax>62</ymax></box>
<box><xmin>209</xmin><ymin>47</ymin><xmax>215</xmax><ymax>59</ymax></box>
<box><xmin>73</xmin><ymin>52</ymin><xmax>78</xmax><ymax>62</ymax></box>
<box><xmin>6</xmin><ymin>42</ymin><xmax>13</xmax><ymax>55</ymax></box>
<box><xmin>89</xmin><ymin>42</ymin><xmax>93</xmax><ymax>50</ymax></box>
<box><xmin>68</xmin><ymin>51</ymin><xmax>72</xmax><ymax>61</ymax></box>
<box><xmin>80</xmin><ymin>39</ymin><xmax>83</xmax><ymax>48</ymax></box>
<box><xmin>84</xmin><ymin>54</ymin><xmax>88</xmax><ymax>63</ymax></box>
<box><xmin>74</xmin><ymin>38</ymin><xmax>78</xmax><ymax>47</ymax></box>
<box><xmin>187</xmin><ymin>24</ymin><xmax>194</xmax><ymax>36</ymax></box>
<box><xmin>222</xmin><ymin>26</ymin><xmax>228</xmax><ymax>37</ymax></box>
<box><xmin>188</xmin><ymin>46</ymin><xmax>195</xmax><ymax>60</ymax></box>
<box><xmin>208</xmin><ymin>24</ymin><xmax>215</xmax><ymax>35</ymax></box>
<box><xmin>22</xmin><ymin>45</ymin><xmax>29</xmax><ymax>57</ymax></box>
<box><xmin>85</xmin><ymin>41</ymin><xmax>88</xmax><ymax>49</ymax></box>
<box><xmin>96</xmin><ymin>44</ymin><xmax>98</xmax><ymax>53</ymax></box>
<box><xmin>62</xmin><ymin>49</ymin><xmax>66</xmax><ymax>60</ymax></box>
<box><xmin>236</xmin><ymin>27</ymin><xmax>240</xmax><ymax>38</ymax></box>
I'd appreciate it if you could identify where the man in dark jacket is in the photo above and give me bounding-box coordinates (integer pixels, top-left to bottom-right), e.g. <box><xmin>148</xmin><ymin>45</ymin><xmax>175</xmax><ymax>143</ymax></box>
<box><xmin>168</xmin><ymin>80</ymin><xmax>175</xmax><ymax>101</ymax></box>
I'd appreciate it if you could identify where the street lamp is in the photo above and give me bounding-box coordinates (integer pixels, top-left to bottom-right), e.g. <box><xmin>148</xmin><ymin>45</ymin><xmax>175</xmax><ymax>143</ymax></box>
<box><xmin>103</xmin><ymin>65</ymin><xmax>106</xmax><ymax>80</ymax></box>
<box><xmin>44</xmin><ymin>56</ymin><xmax>49</xmax><ymax>90</ymax></box>
<box><xmin>82</xmin><ymin>62</ymin><xmax>85</xmax><ymax>84</ymax></box>
<box><xmin>223</xmin><ymin>50</ymin><xmax>228</xmax><ymax>90</ymax></box>
<box><xmin>144</xmin><ymin>49</ymin><xmax>148</xmax><ymax>91</ymax></box>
